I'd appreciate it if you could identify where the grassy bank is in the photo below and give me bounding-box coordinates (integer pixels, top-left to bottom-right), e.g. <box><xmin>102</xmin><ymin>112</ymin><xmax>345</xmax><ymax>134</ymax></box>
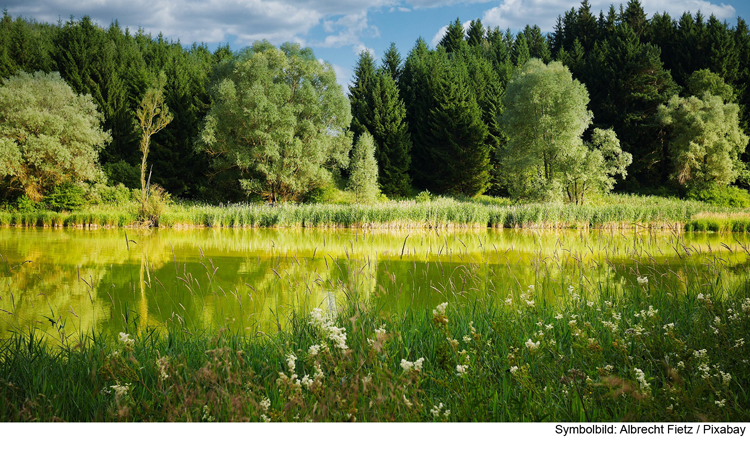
<box><xmin>0</xmin><ymin>194</ymin><xmax>741</xmax><ymax>230</ymax></box>
<box><xmin>1</xmin><ymin>249</ymin><xmax>749</xmax><ymax>421</ymax></box>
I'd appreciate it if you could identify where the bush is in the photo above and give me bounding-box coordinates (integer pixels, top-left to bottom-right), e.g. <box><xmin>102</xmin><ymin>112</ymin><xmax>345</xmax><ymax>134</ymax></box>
<box><xmin>415</xmin><ymin>190</ymin><xmax>432</xmax><ymax>203</ymax></box>
<box><xmin>15</xmin><ymin>195</ymin><xmax>40</xmax><ymax>212</ymax></box>
<box><xmin>44</xmin><ymin>182</ymin><xmax>87</xmax><ymax>211</ymax></box>
<box><xmin>139</xmin><ymin>184</ymin><xmax>172</xmax><ymax>225</ymax></box>
<box><xmin>88</xmin><ymin>183</ymin><xmax>133</xmax><ymax>206</ymax></box>
<box><xmin>687</xmin><ymin>185</ymin><xmax>750</xmax><ymax>208</ymax></box>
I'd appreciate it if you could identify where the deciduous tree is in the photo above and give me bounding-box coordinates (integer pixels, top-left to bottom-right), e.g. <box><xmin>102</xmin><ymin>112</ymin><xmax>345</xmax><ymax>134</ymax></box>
<box><xmin>196</xmin><ymin>41</ymin><xmax>351</xmax><ymax>203</ymax></box>
<box><xmin>0</xmin><ymin>71</ymin><xmax>110</xmax><ymax>201</ymax></box>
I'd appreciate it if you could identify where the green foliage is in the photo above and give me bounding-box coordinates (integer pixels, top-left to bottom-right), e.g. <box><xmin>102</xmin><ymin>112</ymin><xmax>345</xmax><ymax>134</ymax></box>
<box><xmin>15</xmin><ymin>195</ymin><xmax>40</xmax><ymax>213</ymax></box>
<box><xmin>426</xmin><ymin>58</ymin><xmax>491</xmax><ymax>196</ymax></box>
<box><xmin>44</xmin><ymin>182</ymin><xmax>86</xmax><ymax>211</ymax></box>
<box><xmin>88</xmin><ymin>183</ymin><xmax>133</xmax><ymax>206</ymax></box>
<box><xmin>197</xmin><ymin>42</ymin><xmax>352</xmax><ymax>203</ymax></box>
<box><xmin>415</xmin><ymin>190</ymin><xmax>433</xmax><ymax>203</ymax></box>
<box><xmin>658</xmin><ymin>92</ymin><xmax>749</xmax><ymax>189</ymax></box>
<box><xmin>499</xmin><ymin>59</ymin><xmax>595</xmax><ymax>201</ymax></box>
<box><xmin>561</xmin><ymin>129</ymin><xmax>633</xmax><ymax>205</ymax></box>
<box><xmin>349</xmin><ymin>50</ymin><xmax>377</xmax><ymax>142</ymax></box>
<box><xmin>369</xmin><ymin>71</ymin><xmax>412</xmax><ymax>197</ymax></box>
<box><xmin>139</xmin><ymin>184</ymin><xmax>171</xmax><ymax>225</ymax></box>
<box><xmin>0</xmin><ymin>71</ymin><xmax>110</xmax><ymax>201</ymax></box>
<box><xmin>687</xmin><ymin>69</ymin><xmax>735</xmax><ymax>102</ymax></box>
<box><xmin>686</xmin><ymin>185</ymin><xmax>750</xmax><ymax>208</ymax></box>
<box><xmin>103</xmin><ymin>161</ymin><xmax>140</xmax><ymax>189</ymax></box>
<box><xmin>347</xmin><ymin>132</ymin><xmax>380</xmax><ymax>204</ymax></box>
<box><xmin>136</xmin><ymin>74</ymin><xmax>173</xmax><ymax>221</ymax></box>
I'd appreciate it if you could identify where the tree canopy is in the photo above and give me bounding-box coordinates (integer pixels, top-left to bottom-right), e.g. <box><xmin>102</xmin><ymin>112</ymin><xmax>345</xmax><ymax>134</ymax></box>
<box><xmin>659</xmin><ymin>91</ymin><xmax>748</xmax><ymax>189</ymax></box>
<box><xmin>196</xmin><ymin>41</ymin><xmax>352</xmax><ymax>203</ymax></box>
<box><xmin>500</xmin><ymin>59</ymin><xmax>593</xmax><ymax>200</ymax></box>
<box><xmin>0</xmin><ymin>71</ymin><xmax>110</xmax><ymax>201</ymax></box>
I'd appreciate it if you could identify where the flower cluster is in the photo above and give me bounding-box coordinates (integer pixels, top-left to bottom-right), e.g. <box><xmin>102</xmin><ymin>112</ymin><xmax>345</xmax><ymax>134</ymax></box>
<box><xmin>110</xmin><ymin>382</ymin><xmax>131</xmax><ymax>399</ymax></box>
<box><xmin>430</xmin><ymin>402</ymin><xmax>450</xmax><ymax>418</ymax></box>
<box><xmin>634</xmin><ymin>368</ymin><xmax>650</xmax><ymax>392</ymax></box>
<box><xmin>400</xmin><ymin>357</ymin><xmax>425</xmax><ymax>373</ymax></box>
<box><xmin>118</xmin><ymin>332</ymin><xmax>134</xmax><ymax>349</ymax></box>
<box><xmin>432</xmin><ymin>302</ymin><xmax>449</xmax><ymax>324</ymax></box>
<box><xmin>156</xmin><ymin>356</ymin><xmax>169</xmax><ymax>381</ymax></box>
<box><xmin>309</xmin><ymin>308</ymin><xmax>348</xmax><ymax>350</ymax></box>
<box><xmin>636</xmin><ymin>276</ymin><xmax>648</xmax><ymax>286</ymax></box>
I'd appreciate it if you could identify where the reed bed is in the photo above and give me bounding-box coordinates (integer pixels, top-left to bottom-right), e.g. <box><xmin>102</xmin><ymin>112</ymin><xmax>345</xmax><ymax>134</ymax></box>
<box><xmin>1</xmin><ymin>230</ymin><xmax>749</xmax><ymax>422</ymax></box>
<box><xmin>0</xmin><ymin>195</ymin><xmax>739</xmax><ymax>230</ymax></box>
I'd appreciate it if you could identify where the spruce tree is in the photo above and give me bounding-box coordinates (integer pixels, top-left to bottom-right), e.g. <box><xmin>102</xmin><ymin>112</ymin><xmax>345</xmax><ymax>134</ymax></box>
<box><xmin>349</xmin><ymin>50</ymin><xmax>377</xmax><ymax>142</ymax></box>
<box><xmin>439</xmin><ymin>18</ymin><xmax>465</xmax><ymax>53</ymax></box>
<box><xmin>370</xmin><ymin>71</ymin><xmax>412</xmax><ymax>197</ymax></box>
<box><xmin>381</xmin><ymin>42</ymin><xmax>402</xmax><ymax>83</ymax></box>
<box><xmin>466</xmin><ymin>19</ymin><xmax>486</xmax><ymax>48</ymax></box>
<box><xmin>426</xmin><ymin>63</ymin><xmax>491</xmax><ymax>196</ymax></box>
<box><xmin>512</xmin><ymin>33</ymin><xmax>530</xmax><ymax>67</ymax></box>
<box><xmin>401</xmin><ymin>38</ymin><xmax>434</xmax><ymax>189</ymax></box>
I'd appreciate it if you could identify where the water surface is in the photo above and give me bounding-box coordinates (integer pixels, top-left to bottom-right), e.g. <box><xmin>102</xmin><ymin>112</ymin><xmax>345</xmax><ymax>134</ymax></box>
<box><xmin>1</xmin><ymin>228</ymin><xmax>748</xmax><ymax>340</ymax></box>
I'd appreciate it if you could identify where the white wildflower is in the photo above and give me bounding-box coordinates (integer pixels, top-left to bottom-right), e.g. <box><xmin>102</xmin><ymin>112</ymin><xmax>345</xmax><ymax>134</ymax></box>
<box><xmin>433</xmin><ymin>302</ymin><xmax>448</xmax><ymax>317</ymax></box>
<box><xmin>463</xmin><ymin>335</ymin><xmax>472</xmax><ymax>343</ymax></box>
<box><xmin>636</xmin><ymin>276</ymin><xmax>648</xmax><ymax>286</ymax></box>
<box><xmin>118</xmin><ymin>332</ymin><xmax>134</xmax><ymax>348</ymax></box>
<box><xmin>110</xmin><ymin>382</ymin><xmax>131</xmax><ymax>399</ymax></box>
<box><xmin>715</xmin><ymin>399</ymin><xmax>726</xmax><ymax>408</ymax></box>
<box><xmin>456</xmin><ymin>364</ymin><xmax>468</xmax><ymax>376</ymax></box>
<box><xmin>260</xmin><ymin>397</ymin><xmax>271</xmax><ymax>412</ymax></box>
<box><xmin>634</xmin><ymin>368</ymin><xmax>650</xmax><ymax>391</ymax></box>
<box><xmin>509</xmin><ymin>366</ymin><xmax>519</xmax><ymax>375</ymax></box>
<box><xmin>286</xmin><ymin>354</ymin><xmax>297</xmax><ymax>373</ymax></box>
<box><xmin>403</xmin><ymin>394</ymin><xmax>413</xmax><ymax>407</ymax></box>
<box><xmin>156</xmin><ymin>356</ymin><xmax>169</xmax><ymax>381</ymax></box>
<box><xmin>525</xmin><ymin>339</ymin><xmax>540</xmax><ymax>351</ymax></box>
<box><xmin>555</xmin><ymin>313</ymin><xmax>563</xmax><ymax>320</ymax></box>
<box><xmin>401</xmin><ymin>357</ymin><xmax>425</xmax><ymax>373</ymax></box>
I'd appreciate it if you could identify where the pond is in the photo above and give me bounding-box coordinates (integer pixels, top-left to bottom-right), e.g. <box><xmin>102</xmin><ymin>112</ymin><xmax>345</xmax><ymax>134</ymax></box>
<box><xmin>1</xmin><ymin>228</ymin><xmax>748</xmax><ymax>340</ymax></box>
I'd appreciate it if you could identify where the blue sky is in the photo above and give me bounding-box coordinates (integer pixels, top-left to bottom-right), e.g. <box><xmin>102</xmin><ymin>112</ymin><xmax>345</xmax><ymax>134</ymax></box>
<box><xmin>4</xmin><ymin>1</ymin><xmax>749</xmax><ymax>90</ymax></box>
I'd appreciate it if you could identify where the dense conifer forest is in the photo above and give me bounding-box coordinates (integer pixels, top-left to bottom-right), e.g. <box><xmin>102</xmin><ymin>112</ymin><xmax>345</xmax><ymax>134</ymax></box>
<box><xmin>2</xmin><ymin>0</ymin><xmax>750</xmax><ymax>207</ymax></box>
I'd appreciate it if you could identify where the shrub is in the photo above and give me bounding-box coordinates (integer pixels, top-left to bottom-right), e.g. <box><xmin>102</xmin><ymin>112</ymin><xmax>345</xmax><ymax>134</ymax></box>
<box><xmin>139</xmin><ymin>184</ymin><xmax>171</xmax><ymax>225</ymax></box>
<box><xmin>687</xmin><ymin>185</ymin><xmax>750</xmax><ymax>208</ymax></box>
<box><xmin>44</xmin><ymin>182</ymin><xmax>87</xmax><ymax>211</ymax></box>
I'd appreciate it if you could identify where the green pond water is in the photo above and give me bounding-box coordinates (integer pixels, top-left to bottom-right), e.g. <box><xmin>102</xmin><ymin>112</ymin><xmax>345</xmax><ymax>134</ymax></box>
<box><xmin>1</xmin><ymin>228</ymin><xmax>749</xmax><ymax>340</ymax></box>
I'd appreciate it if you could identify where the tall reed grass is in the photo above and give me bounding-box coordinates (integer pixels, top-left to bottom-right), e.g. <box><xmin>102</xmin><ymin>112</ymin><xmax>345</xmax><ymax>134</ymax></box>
<box><xmin>0</xmin><ymin>194</ymin><xmax>739</xmax><ymax>230</ymax></box>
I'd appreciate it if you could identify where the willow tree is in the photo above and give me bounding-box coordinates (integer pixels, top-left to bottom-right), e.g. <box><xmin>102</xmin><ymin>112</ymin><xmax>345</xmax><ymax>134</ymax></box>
<box><xmin>658</xmin><ymin>92</ymin><xmax>748</xmax><ymax>189</ymax></box>
<box><xmin>0</xmin><ymin>71</ymin><xmax>110</xmax><ymax>201</ymax></box>
<box><xmin>499</xmin><ymin>59</ymin><xmax>592</xmax><ymax>200</ymax></box>
<box><xmin>197</xmin><ymin>41</ymin><xmax>352</xmax><ymax>202</ymax></box>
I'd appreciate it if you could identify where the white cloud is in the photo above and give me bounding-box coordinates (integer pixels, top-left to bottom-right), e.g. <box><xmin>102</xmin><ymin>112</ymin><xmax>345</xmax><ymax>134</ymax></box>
<box><xmin>481</xmin><ymin>0</ymin><xmax>738</xmax><ymax>33</ymax></box>
<box><xmin>3</xmin><ymin>0</ymin><xmax>397</xmax><ymax>48</ymax></box>
<box><xmin>407</xmin><ymin>0</ymin><xmax>493</xmax><ymax>9</ymax></box>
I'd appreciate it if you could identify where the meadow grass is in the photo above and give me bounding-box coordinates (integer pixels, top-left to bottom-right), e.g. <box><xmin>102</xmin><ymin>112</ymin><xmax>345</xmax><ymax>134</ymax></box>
<box><xmin>1</xmin><ymin>230</ymin><xmax>749</xmax><ymax>422</ymax></box>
